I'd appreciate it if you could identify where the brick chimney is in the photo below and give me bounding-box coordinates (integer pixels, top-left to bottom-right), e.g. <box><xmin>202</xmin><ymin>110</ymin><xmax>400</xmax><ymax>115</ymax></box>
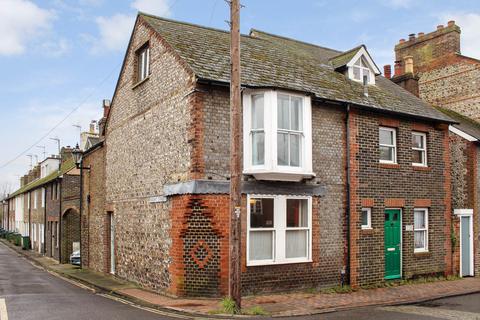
<box><xmin>383</xmin><ymin>65</ymin><xmax>392</xmax><ymax>79</ymax></box>
<box><xmin>394</xmin><ymin>60</ymin><xmax>403</xmax><ymax>77</ymax></box>
<box><xmin>404</xmin><ymin>56</ymin><xmax>414</xmax><ymax>74</ymax></box>
<box><xmin>98</xmin><ymin>99</ymin><xmax>111</xmax><ymax>137</ymax></box>
<box><xmin>394</xmin><ymin>20</ymin><xmax>460</xmax><ymax>73</ymax></box>
<box><xmin>60</xmin><ymin>146</ymin><xmax>74</xmax><ymax>164</ymax></box>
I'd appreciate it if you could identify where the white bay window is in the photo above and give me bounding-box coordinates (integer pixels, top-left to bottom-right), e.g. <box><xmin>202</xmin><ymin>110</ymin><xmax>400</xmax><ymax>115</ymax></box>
<box><xmin>247</xmin><ymin>195</ymin><xmax>312</xmax><ymax>266</ymax></box>
<box><xmin>243</xmin><ymin>90</ymin><xmax>313</xmax><ymax>181</ymax></box>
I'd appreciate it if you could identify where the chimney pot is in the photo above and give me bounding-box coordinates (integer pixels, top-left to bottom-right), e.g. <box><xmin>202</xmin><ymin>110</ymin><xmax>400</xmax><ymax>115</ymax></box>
<box><xmin>399</xmin><ymin>38</ymin><xmax>405</xmax><ymax>44</ymax></box>
<box><xmin>409</xmin><ymin>33</ymin><xmax>416</xmax><ymax>41</ymax></box>
<box><xmin>383</xmin><ymin>65</ymin><xmax>392</xmax><ymax>79</ymax></box>
<box><xmin>448</xmin><ymin>20</ymin><xmax>455</xmax><ymax>27</ymax></box>
<box><xmin>418</xmin><ymin>32</ymin><xmax>425</xmax><ymax>37</ymax></box>
<box><xmin>394</xmin><ymin>60</ymin><xmax>403</xmax><ymax>76</ymax></box>
<box><xmin>437</xmin><ymin>24</ymin><xmax>444</xmax><ymax>30</ymax></box>
<box><xmin>404</xmin><ymin>55</ymin><xmax>414</xmax><ymax>74</ymax></box>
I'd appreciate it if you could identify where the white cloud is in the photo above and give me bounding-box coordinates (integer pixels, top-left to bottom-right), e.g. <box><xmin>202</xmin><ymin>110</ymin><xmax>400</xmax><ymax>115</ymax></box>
<box><xmin>380</xmin><ymin>0</ymin><xmax>413</xmax><ymax>9</ymax></box>
<box><xmin>90</xmin><ymin>13</ymin><xmax>136</xmax><ymax>53</ymax></box>
<box><xmin>38</xmin><ymin>38</ymin><xmax>71</xmax><ymax>57</ymax></box>
<box><xmin>131</xmin><ymin>0</ymin><xmax>171</xmax><ymax>17</ymax></box>
<box><xmin>0</xmin><ymin>0</ymin><xmax>55</xmax><ymax>55</ymax></box>
<box><xmin>439</xmin><ymin>13</ymin><xmax>480</xmax><ymax>59</ymax></box>
<box><xmin>87</xmin><ymin>0</ymin><xmax>171</xmax><ymax>54</ymax></box>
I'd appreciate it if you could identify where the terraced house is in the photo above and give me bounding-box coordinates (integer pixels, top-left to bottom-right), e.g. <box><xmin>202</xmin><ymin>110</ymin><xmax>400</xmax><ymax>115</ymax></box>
<box><xmin>4</xmin><ymin>148</ymin><xmax>81</xmax><ymax>263</ymax></box>
<box><xmin>81</xmin><ymin>12</ymin><xmax>460</xmax><ymax>297</ymax></box>
<box><xmin>388</xmin><ymin>21</ymin><xmax>480</xmax><ymax>279</ymax></box>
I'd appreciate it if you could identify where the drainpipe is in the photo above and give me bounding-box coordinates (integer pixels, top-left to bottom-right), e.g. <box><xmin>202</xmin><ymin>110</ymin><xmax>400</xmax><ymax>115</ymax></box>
<box><xmin>59</xmin><ymin>179</ymin><xmax>62</xmax><ymax>262</ymax></box>
<box><xmin>345</xmin><ymin>103</ymin><xmax>352</xmax><ymax>285</ymax></box>
<box><xmin>79</xmin><ymin>160</ymin><xmax>83</xmax><ymax>268</ymax></box>
<box><xmin>43</xmin><ymin>187</ymin><xmax>47</xmax><ymax>255</ymax></box>
<box><xmin>28</xmin><ymin>193</ymin><xmax>31</xmax><ymax>248</ymax></box>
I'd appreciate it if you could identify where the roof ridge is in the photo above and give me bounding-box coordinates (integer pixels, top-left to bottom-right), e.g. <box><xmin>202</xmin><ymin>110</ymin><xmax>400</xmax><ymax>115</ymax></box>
<box><xmin>249</xmin><ymin>28</ymin><xmax>341</xmax><ymax>53</ymax></box>
<box><xmin>328</xmin><ymin>44</ymin><xmax>365</xmax><ymax>60</ymax></box>
<box><xmin>139</xmin><ymin>11</ymin><xmax>253</xmax><ymax>38</ymax></box>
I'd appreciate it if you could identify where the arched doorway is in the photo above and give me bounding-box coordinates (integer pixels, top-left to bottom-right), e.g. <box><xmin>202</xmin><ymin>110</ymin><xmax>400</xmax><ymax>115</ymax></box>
<box><xmin>61</xmin><ymin>208</ymin><xmax>80</xmax><ymax>264</ymax></box>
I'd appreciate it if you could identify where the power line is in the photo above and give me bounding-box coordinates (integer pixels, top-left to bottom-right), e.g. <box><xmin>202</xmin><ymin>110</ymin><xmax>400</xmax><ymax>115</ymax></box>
<box><xmin>0</xmin><ymin>61</ymin><xmax>121</xmax><ymax>170</ymax></box>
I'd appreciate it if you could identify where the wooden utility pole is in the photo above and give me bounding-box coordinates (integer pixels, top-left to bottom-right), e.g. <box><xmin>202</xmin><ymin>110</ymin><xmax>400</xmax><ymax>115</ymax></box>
<box><xmin>228</xmin><ymin>0</ymin><xmax>242</xmax><ymax>310</ymax></box>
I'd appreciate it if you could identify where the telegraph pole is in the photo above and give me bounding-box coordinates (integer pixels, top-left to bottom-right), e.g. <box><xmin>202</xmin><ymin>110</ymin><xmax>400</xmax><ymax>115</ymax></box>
<box><xmin>228</xmin><ymin>0</ymin><xmax>242</xmax><ymax>310</ymax></box>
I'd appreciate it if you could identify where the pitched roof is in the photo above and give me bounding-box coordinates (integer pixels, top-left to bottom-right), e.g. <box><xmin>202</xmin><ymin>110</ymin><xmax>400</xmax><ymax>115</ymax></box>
<box><xmin>436</xmin><ymin>107</ymin><xmax>480</xmax><ymax>140</ymax></box>
<box><xmin>329</xmin><ymin>45</ymin><xmax>363</xmax><ymax>70</ymax></box>
<box><xmin>139</xmin><ymin>13</ymin><xmax>453</xmax><ymax>123</ymax></box>
<box><xmin>8</xmin><ymin>159</ymin><xmax>76</xmax><ymax>199</ymax></box>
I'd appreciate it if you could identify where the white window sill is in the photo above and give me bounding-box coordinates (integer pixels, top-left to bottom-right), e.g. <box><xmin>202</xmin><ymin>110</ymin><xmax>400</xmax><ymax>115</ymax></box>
<box><xmin>361</xmin><ymin>226</ymin><xmax>372</xmax><ymax>230</ymax></box>
<box><xmin>412</xmin><ymin>163</ymin><xmax>427</xmax><ymax>167</ymax></box>
<box><xmin>247</xmin><ymin>258</ymin><xmax>312</xmax><ymax>267</ymax></box>
<box><xmin>244</xmin><ymin>169</ymin><xmax>315</xmax><ymax>182</ymax></box>
<box><xmin>414</xmin><ymin>249</ymin><xmax>429</xmax><ymax>254</ymax></box>
<box><xmin>379</xmin><ymin>160</ymin><xmax>397</xmax><ymax>164</ymax></box>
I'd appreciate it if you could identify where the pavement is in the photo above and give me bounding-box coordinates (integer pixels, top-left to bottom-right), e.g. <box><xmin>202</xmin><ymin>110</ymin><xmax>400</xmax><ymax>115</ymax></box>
<box><xmin>1</xmin><ymin>239</ymin><xmax>480</xmax><ymax>319</ymax></box>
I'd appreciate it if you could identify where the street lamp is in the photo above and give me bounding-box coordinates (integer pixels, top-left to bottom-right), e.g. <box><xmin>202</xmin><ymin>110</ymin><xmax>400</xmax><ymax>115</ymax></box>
<box><xmin>72</xmin><ymin>145</ymin><xmax>90</xmax><ymax>170</ymax></box>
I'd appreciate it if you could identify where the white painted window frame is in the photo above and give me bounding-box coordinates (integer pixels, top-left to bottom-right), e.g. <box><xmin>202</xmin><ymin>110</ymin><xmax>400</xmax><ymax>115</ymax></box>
<box><xmin>345</xmin><ymin>47</ymin><xmax>380</xmax><ymax>85</ymax></box>
<box><xmin>379</xmin><ymin>127</ymin><xmax>397</xmax><ymax>164</ymax></box>
<box><xmin>137</xmin><ymin>46</ymin><xmax>150</xmax><ymax>82</ymax></box>
<box><xmin>246</xmin><ymin>194</ymin><xmax>312</xmax><ymax>266</ymax></box>
<box><xmin>412</xmin><ymin>131</ymin><xmax>427</xmax><ymax>167</ymax></box>
<box><xmin>243</xmin><ymin>90</ymin><xmax>313</xmax><ymax>181</ymax></box>
<box><xmin>41</xmin><ymin>188</ymin><xmax>45</xmax><ymax>208</ymax></box>
<box><xmin>33</xmin><ymin>190</ymin><xmax>38</xmax><ymax>209</ymax></box>
<box><xmin>414</xmin><ymin>208</ymin><xmax>429</xmax><ymax>253</ymax></box>
<box><xmin>361</xmin><ymin>208</ymin><xmax>372</xmax><ymax>229</ymax></box>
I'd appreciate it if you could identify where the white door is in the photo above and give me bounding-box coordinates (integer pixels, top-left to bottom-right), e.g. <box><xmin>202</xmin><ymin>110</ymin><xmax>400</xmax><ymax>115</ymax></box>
<box><xmin>460</xmin><ymin>215</ymin><xmax>474</xmax><ymax>277</ymax></box>
<box><xmin>110</xmin><ymin>213</ymin><xmax>115</xmax><ymax>274</ymax></box>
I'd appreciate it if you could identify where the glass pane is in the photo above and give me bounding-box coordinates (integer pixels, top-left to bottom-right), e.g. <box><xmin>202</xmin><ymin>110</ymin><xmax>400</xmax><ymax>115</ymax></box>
<box><xmin>286</xmin><ymin>230</ymin><xmax>307</xmax><ymax>259</ymax></box>
<box><xmin>414</xmin><ymin>211</ymin><xmax>426</xmax><ymax>229</ymax></box>
<box><xmin>361</xmin><ymin>210</ymin><xmax>369</xmax><ymax>226</ymax></box>
<box><xmin>286</xmin><ymin>199</ymin><xmax>308</xmax><ymax>227</ymax></box>
<box><xmin>353</xmin><ymin>67</ymin><xmax>361</xmax><ymax>80</ymax></box>
<box><xmin>360</xmin><ymin>56</ymin><xmax>368</xmax><ymax>67</ymax></box>
<box><xmin>414</xmin><ymin>230</ymin><xmax>425</xmax><ymax>249</ymax></box>
<box><xmin>291</xmin><ymin>97</ymin><xmax>303</xmax><ymax>131</ymax></box>
<box><xmin>363</xmin><ymin>70</ymin><xmax>370</xmax><ymax>83</ymax></box>
<box><xmin>277</xmin><ymin>94</ymin><xmax>290</xmax><ymax>130</ymax></box>
<box><xmin>277</xmin><ymin>133</ymin><xmax>289</xmax><ymax>166</ymax></box>
<box><xmin>250</xmin><ymin>198</ymin><xmax>274</xmax><ymax>228</ymax></box>
<box><xmin>380</xmin><ymin>146</ymin><xmax>393</xmax><ymax>161</ymax></box>
<box><xmin>413</xmin><ymin>150</ymin><xmax>423</xmax><ymax>164</ymax></box>
<box><xmin>379</xmin><ymin>129</ymin><xmax>393</xmax><ymax>145</ymax></box>
<box><xmin>354</xmin><ymin>58</ymin><xmax>361</xmax><ymax>66</ymax></box>
<box><xmin>249</xmin><ymin>231</ymin><xmax>273</xmax><ymax>260</ymax></box>
<box><xmin>412</xmin><ymin>134</ymin><xmax>424</xmax><ymax>149</ymax></box>
<box><xmin>290</xmin><ymin>134</ymin><xmax>301</xmax><ymax>167</ymax></box>
<box><xmin>385</xmin><ymin>213</ymin><xmax>389</xmax><ymax>221</ymax></box>
<box><xmin>251</xmin><ymin>95</ymin><xmax>264</xmax><ymax>129</ymax></box>
<box><xmin>252</xmin><ymin>132</ymin><xmax>265</xmax><ymax>165</ymax></box>
<box><xmin>393</xmin><ymin>213</ymin><xmax>398</xmax><ymax>221</ymax></box>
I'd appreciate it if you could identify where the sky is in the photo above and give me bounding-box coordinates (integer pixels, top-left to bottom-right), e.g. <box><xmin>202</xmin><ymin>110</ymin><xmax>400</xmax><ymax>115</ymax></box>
<box><xmin>1</xmin><ymin>0</ymin><xmax>480</xmax><ymax>192</ymax></box>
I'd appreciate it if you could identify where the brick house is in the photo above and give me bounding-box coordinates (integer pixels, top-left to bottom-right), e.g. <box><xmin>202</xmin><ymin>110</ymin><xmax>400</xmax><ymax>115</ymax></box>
<box><xmin>5</xmin><ymin>150</ymin><xmax>81</xmax><ymax>262</ymax></box>
<box><xmin>82</xmin><ymin>13</ymin><xmax>458</xmax><ymax>297</ymax></box>
<box><xmin>389</xmin><ymin>21</ymin><xmax>480</xmax><ymax>278</ymax></box>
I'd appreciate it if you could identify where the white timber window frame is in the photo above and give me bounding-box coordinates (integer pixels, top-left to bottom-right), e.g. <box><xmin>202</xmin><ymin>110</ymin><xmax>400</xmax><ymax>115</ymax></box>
<box><xmin>414</xmin><ymin>208</ymin><xmax>428</xmax><ymax>253</ymax></box>
<box><xmin>247</xmin><ymin>194</ymin><xmax>312</xmax><ymax>266</ymax></box>
<box><xmin>41</xmin><ymin>188</ymin><xmax>45</xmax><ymax>208</ymax></box>
<box><xmin>412</xmin><ymin>131</ymin><xmax>427</xmax><ymax>167</ymax></box>
<box><xmin>379</xmin><ymin>127</ymin><xmax>397</xmax><ymax>164</ymax></box>
<box><xmin>361</xmin><ymin>208</ymin><xmax>372</xmax><ymax>229</ymax></box>
<box><xmin>136</xmin><ymin>44</ymin><xmax>150</xmax><ymax>83</ymax></box>
<box><xmin>243</xmin><ymin>90</ymin><xmax>313</xmax><ymax>182</ymax></box>
<box><xmin>345</xmin><ymin>46</ymin><xmax>380</xmax><ymax>85</ymax></box>
<box><xmin>33</xmin><ymin>190</ymin><xmax>38</xmax><ymax>209</ymax></box>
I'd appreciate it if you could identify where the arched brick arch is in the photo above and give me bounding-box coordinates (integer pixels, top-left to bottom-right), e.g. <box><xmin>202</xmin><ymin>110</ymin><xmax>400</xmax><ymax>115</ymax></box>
<box><xmin>61</xmin><ymin>208</ymin><xmax>80</xmax><ymax>264</ymax></box>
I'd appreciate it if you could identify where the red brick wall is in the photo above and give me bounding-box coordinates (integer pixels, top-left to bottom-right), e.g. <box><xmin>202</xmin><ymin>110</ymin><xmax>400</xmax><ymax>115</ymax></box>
<box><xmin>349</xmin><ymin>110</ymin><xmax>451</xmax><ymax>286</ymax></box>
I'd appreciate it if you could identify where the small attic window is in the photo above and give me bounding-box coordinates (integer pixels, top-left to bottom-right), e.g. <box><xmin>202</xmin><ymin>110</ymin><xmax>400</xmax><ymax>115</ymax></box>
<box><xmin>135</xmin><ymin>43</ymin><xmax>150</xmax><ymax>83</ymax></box>
<box><xmin>352</xmin><ymin>56</ymin><xmax>372</xmax><ymax>83</ymax></box>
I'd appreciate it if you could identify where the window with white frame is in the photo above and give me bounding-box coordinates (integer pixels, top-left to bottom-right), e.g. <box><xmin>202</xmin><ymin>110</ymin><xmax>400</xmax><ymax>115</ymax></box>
<box><xmin>412</xmin><ymin>132</ymin><xmax>427</xmax><ymax>166</ymax></box>
<box><xmin>379</xmin><ymin>127</ymin><xmax>397</xmax><ymax>163</ymax></box>
<box><xmin>243</xmin><ymin>90</ymin><xmax>313</xmax><ymax>181</ymax></box>
<box><xmin>352</xmin><ymin>56</ymin><xmax>372</xmax><ymax>84</ymax></box>
<box><xmin>361</xmin><ymin>208</ymin><xmax>372</xmax><ymax>229</ymax></box>
<box><xmin>414</xmin><ymin>208</ymin><xmax>428</xmax><ymax>252</ymax></box>
<box><xmin>34</xmin><ymin>190</ymin><xmax>38</xmax><ymax>209</ymax></box>
<box><xmin>247</xmin><ymin>195</ymin><xmax>312</xmax><ymax>265</ymax></box>
<box><xmin>136</xmin><ymin>44</ymin><xmax>150</xmax><ymax>83</ymax></box>
<box><xmin>41</xmin><ymin>188</ymin><xmax>45</xmax><ymax>208</ymax></box>
<box><xmin>27</xmin><ymin>193</ymin><xmax>30</xmax><ymax>209</ymax></box>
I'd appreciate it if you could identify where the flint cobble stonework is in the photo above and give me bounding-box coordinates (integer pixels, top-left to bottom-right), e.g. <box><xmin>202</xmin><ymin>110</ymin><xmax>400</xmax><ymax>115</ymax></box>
<box><xmin>105</xmin><ymin>18</ymin><xmax>195</xmax><ymax>293</ymax></box>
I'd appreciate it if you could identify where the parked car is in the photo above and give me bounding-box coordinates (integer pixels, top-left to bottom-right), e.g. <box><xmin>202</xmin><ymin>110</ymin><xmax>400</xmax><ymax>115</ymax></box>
<box><xmin>70</xmin><ymin>250</ymin><xmax>80</xmax><ymax>266</ymax></box>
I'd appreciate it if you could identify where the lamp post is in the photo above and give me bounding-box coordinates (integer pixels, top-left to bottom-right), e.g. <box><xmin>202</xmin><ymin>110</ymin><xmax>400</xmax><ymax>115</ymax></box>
<box><xmin>71</xmin><ymin>145</ymin><xmax>90</xmax><ymax>267</ymax></box>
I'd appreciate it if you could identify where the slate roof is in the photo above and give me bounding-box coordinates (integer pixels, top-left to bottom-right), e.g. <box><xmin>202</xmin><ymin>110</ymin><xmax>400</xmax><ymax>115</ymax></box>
<box><xmin>436</xmin><ymin>107</ymin><xmax>480</xmax><ymax>140</ymax></box>
<box><xmin>329</xmin><ymin>45</ymin><xmax>363</xmax><ymax>70</ymax></box>
<box><xmin>139</xmin><ymin>13</ymin><xmax>453</xmax><ymax>123</ymax></box>
<box><xmin>8</xmin><ymin>159</ymin><xmax>76</xmax><ymax>199</ymax></box>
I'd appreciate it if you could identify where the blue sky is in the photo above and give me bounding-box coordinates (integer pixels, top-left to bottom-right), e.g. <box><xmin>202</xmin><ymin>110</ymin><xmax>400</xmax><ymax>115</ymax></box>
<box><xmin>1</xmin><ymin>0</ymin><xmax>480</xmax><ymax>191</ymax></box>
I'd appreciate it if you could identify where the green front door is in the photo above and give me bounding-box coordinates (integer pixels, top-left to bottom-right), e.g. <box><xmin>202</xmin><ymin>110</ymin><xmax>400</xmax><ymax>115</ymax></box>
<box><xmin>384</xmin><ymin>209</ymin><xmax>401</xmax><ymax>279</ymax></box>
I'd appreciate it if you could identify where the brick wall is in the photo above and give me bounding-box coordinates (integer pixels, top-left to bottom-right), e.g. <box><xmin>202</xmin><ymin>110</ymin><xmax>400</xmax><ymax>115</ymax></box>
<box><xmin>81</xmin><ymin>145</ymin><xmax>108</xmax><ymax>273</ymax></box>
<box><xmin>45</xmin><ymin>181</ymin><xmax>60</xmax><ymax>260</ymax></box>
<box><xmin>349</xmin><ymin>110</ymin><xmax>451</xmax><ymax>286</ymax></box>
<box><xmin>476</xmin><ymin>146</ymin><xmax>480</xmax><ymax>276</ymax></box>
<box><xmin>104</xmin><ymin>17</ymin><xmax>195</xmax><ymax>293</ymax></box>
<box><xmin>61</xmin><ymin>174</ymin><xmax>81</xmax><ymax>263</ymax></box>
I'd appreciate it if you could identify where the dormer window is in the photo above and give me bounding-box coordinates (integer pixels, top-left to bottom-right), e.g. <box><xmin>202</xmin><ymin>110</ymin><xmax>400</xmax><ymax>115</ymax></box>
<box><xmin>352</xmin><ymin>57</ymin><xmax>372</xmax><ymax>83</ymax></box>
<box><xmin>243</xmin><ymin>90</ymin><xmax>313</xmax><ymax>182</ymax></box>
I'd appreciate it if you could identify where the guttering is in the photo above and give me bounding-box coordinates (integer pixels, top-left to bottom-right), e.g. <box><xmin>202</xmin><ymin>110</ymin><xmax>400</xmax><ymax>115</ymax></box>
<box><xmin>195</xmin><ymin>77</ymin><xmax>456</xmax><ymax>125</ymax></box>
<box><xmin>345</xmin><ymin>103</ymin><xmax>351</xmax><ymax>285</ymax></box>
